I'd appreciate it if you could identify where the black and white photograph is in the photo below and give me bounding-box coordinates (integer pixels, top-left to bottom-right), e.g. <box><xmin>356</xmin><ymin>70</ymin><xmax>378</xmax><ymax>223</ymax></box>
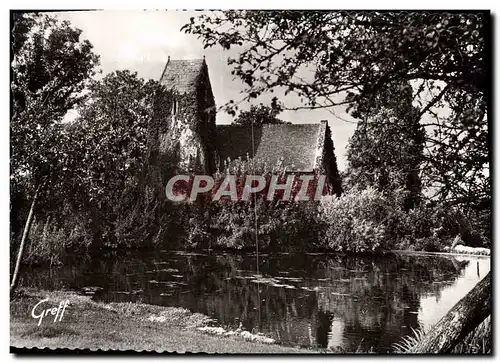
<box><xmin>9</xmin><ymin>9</ymin><xmax>491</xmax><ymax>354</ymax></box>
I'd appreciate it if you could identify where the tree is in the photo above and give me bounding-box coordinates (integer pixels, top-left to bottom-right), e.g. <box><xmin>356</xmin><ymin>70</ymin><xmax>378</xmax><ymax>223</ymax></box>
<box><xmin>68</xmin><ymin>70</ymin><xmax>173</xmax><ymax>248</ymax></box>
<box><xmin>183</xmin><ymin>11</ymin><xmax>489</xmax><ymax>233</ymax></box>
<box><xmin>233</xmin><ymin>103</ymin><xmax>289</xmax><ymax>126</ymax></box>
<box><xmin>183</xmin><ymin>11</ymin><xmax>486</xmax><ymax>110</ymax></box>
<box><xmin>10</xmin><ymin>12</ymin><xmax>99</xmax><ymax>291</ymax></box>
<box><xmin>409</xmin><ymin>272</ymin><xmax>490</xmax><ymax>353</ymax></box>
<box><xmin>11</xmin><ymin>13</ymin><xmax>99</xmax><ymax>182</ymax></box>
<box><xmin>345</xmin><ymin>81</ymin><xmax>425</xmax><ymax>211</ymax></box>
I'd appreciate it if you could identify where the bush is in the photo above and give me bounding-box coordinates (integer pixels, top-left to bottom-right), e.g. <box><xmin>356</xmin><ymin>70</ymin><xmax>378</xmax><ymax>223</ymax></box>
<box><xmin>171</xmin><ymin>158</ymin><xmax>327</xmax><ymax>252</ymax></box>
<box><xmin>177</xmin><ymin>198</ymin><xmax>323</xmax><ymax>251</ymax></box>
<box><xmin>395</xmin><ymin>201</ymin><xmax>488</xmax><ymax>252</ymax></box>
<box><xmin>21</xmin><ymin>217</ymin><xmax>92</xmax><ymax>266</ymax></box>
<box><xmin>319</xmin><ymin>187</ymin><xmax>398</xmax><ymax>252</ymax></box>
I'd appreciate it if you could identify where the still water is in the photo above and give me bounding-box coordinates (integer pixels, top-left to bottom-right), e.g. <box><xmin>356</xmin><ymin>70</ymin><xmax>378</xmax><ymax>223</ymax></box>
<box><xmin>21</xmin><ymin>251</ymin><xmax>490</xmax><ymax>352</ymax></box>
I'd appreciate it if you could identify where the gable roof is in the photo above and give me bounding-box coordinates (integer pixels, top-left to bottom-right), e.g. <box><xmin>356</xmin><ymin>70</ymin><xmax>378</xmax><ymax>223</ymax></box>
<box><xmin>159</xmin><ymin>58</ymin><xmax>205</xmax><ymax>94</ymax></box>
<box><xmin>216</xmin><ymin>123</ymin><xmax>322</xmax><ymax>172</ymax></box>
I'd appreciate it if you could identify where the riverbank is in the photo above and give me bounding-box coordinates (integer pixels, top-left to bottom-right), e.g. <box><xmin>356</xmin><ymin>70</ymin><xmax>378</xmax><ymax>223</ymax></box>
<box><xmin>393</xmin><ymin>247</ymin><xmax>491</xmax><ymax>258</ymax></box>
<box><xmin>10</xmin><ymin>288</ymin><xmax>310</xmax><ymax>353</ymax></box>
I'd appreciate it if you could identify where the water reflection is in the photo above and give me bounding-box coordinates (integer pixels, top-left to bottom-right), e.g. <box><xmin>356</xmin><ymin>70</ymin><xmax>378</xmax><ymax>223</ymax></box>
<box><xmin>20</xmin><ymin>252</ymin><xmax>489</xmax><ymax>353</ymax></box>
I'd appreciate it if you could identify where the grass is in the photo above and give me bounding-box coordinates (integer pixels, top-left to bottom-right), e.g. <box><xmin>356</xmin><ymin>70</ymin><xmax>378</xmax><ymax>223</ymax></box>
<box><xmin>452</xmin><ymin>315</ymin><xmax>491</xmax><ymax>354</ymax></box>
<box><xmin>392</xmin><ymin>327</ymin><xmax>428</xmax><ymax>353</ymax></box>
<box><xmin>392</xmin><ymin>316</ymin><xmax>491</xmax><ymax>354</ymax></box>
<box><xmin>10</xmin><ymin>288</ymin><xmax>311</xmax><ymax>353</ymax></box>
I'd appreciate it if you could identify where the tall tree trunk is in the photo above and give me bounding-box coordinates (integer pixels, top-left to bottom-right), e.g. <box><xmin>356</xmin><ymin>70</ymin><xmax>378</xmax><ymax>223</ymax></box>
<box><xmin>10</xmin><ymin>182</ymin><xmax>44</xmax><ymax>292</ymax></box>
<box><xmin>410</xmin><ymin>271</ymin><xmax>491</xmax><ymax>353</ymax></box>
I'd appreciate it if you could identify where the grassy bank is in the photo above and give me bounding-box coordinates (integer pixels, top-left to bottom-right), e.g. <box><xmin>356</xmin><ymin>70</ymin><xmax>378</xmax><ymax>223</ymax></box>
<box><xmin>10</xmin><ymin>288</ymin><xmax>309</xmax><ymax>353</ymax></box>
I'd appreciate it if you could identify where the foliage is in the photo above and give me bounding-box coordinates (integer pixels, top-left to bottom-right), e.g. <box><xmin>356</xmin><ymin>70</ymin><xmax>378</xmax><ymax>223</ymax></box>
<box><xmin>320</xmin><ymin>187</ymin><xmax>398</xmax><ymax>252</ymax></box>
<box><xmin>11</xmin><ymin>12</ymin><xmax>99</xmax><ymax>188</ymax></box>
<box><xmin>183</xmin><ymin>11</ymin><xmax>490</xmax><ymax>239</ymax></box>
<box><xmin>233</xmin><ymin>103</ymin><xmax>288</xmax><ymax>126</ymax></box>
<box><xmin>13</xmin><ymin>68</ymin><xmax>177</xmax><ymax>257</ymax></box>
<box><xmin>21</xmin><ymin>216</ymin><xmax>92</xmax><ymax>266</ymax></box>
<box><xmin>452</xmin><ymin>315</ymin><xmax>491</xmax><ymax>354</ymax></box>
<box><xmin>66</xmin><ymin>71</ymin><xmax>175</xmax><ymax>248</ymax></box>
<box><xmin>205</xmin><ymin>198</ymin><xmax>323</xmax><ymax>251</ymax></box>
<box><xmin>175</xmin><ymin>158</ymin><xmax>325</xmax><ymax>251</ymax></box>
<box><xmin>344</xmin><ymin>81</ymin><xmax>425</xmax><ymax>211</ymax></box>
<box><xmin>319</xmin><ymin>184</ymin><xmax>478</xmax><ymax>253</ymax></box>
<box><xmin>72</xmin><ymin>71</ymin><xmax>159</xmax><ymax>202</ymax></box>
<box><xmin>183</xmin><ymin>11</ymin><xmax>485</xmax><ymax>111</ymax></box>
<box><xmin>393</xmin><ymin>315</ymin><xmax>491</xmax><ymax>354</ymax></box>
<box><xmin>10</xmin><ymin>12</ymin><xmax>99</xmax><ymax>232</ymax></box>
<box><xmin>10</xmin><ymin>12</ymin><xmax>99</xmax><ymax>279</ymax></box>
<box><xmin>392</xmin><ymin>327</ymin><xmax>428</xmax><ymax>353</ymax></box>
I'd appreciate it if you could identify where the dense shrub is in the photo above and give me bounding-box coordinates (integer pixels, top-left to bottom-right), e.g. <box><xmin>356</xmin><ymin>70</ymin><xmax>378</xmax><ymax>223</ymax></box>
<box><xmin>174</xmin><ymin>198</ymin><xmax>323</xmax><ymax>252</ymax></box>
<box><xmin>164</xmin><ymin>157</ymin><xmax>327</xmax><ymax>252</ymax></box>
<box><xmin>21</xmin><ymin>217</ymin><xmax>92</xmax><ymax>266</ymax></box>
<box><xmin>319</xmin><ymin>187</ymin><xmax>398</xmax><ymax>252</ymax></box>
<box><xmin>216</xmin><ymin>199</ymin><xmax>323</xmax><ymax>251</ymax></box>
<box><xmin>318</xmin><ymin>186</ymin><xmax>478</xmax><ymax>253</ymax></box>
<box><xmin>12</xmin><ymin>143</ymin><xmax>489</xmax><ymax>265</ymax></box>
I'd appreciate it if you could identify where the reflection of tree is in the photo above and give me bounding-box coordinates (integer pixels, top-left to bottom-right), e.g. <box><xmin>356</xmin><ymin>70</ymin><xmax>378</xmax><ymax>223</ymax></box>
<box><xmin>317</xmin><ymin>310</ymin><xmax>335</xmax><ymax>348</ymax></box>
<box><xmin>20</xmin><ymin>252</ymin><xmax>470</xmax><ymax>351</ymax></box>
<box><xmin>314</xmin><ymin>254</ymin><xmax>469</xmax><ymax>352</ymax></box>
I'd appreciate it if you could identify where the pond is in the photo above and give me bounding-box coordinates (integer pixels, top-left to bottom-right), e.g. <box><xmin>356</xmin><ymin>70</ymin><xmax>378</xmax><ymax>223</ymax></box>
<box><xmin>20</xmin><ymin>251</ymin><xmax>490</xmax><ymax>353</ymax></box>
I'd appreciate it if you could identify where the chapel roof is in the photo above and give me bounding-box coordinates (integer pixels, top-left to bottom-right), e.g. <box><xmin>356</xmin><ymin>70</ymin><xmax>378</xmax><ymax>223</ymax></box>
<box><xmin>159</xmin><ymin>58</ymin><xmax>205</xmax><ymax>94</ymax></box>
<box><xmin>215</xmin><ymin>123</ymin><xmax>324</xmax><ymax>172</ymax></box>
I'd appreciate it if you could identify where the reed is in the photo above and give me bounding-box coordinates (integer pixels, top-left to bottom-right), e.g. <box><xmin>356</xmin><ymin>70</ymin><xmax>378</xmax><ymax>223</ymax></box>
<box><xmin>19</xmin><ymin>217</ymin><xmax>91</xmax><ymax>266</ymax></box>
<box><xmin>392</xmin><ymin>315</ymin><xmax>491</xmax><ymax>354</ymax></box>
<box><xmin>452</xmin><ymin>315</ymin><xmax>491</xmax><ymax>354</ymax></box>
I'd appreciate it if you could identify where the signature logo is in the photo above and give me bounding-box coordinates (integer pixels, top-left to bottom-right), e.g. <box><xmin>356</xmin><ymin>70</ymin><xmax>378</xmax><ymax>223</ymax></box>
<box><xmin>31</xmin><ymin>298</ymin><xmax>70</xmax><ymax>326</ymax></box>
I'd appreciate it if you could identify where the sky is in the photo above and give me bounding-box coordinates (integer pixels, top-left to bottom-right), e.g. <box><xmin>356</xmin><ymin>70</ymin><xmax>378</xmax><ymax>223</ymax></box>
<box><xmin>52</xmin><ymin>10</ymin><xmax>358</xmax><ymax>170</ymax></box>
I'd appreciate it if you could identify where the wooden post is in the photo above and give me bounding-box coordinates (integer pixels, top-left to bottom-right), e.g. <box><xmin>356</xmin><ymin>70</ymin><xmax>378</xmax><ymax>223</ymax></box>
<box><xmin>410</xmin><ymin>271</ymin><xmax>491</xmax><ymax>353</ymax></box>
<box><xmin>450</xmin><ymin>234</ymin><xmax>462</xmax><ymax>250</ymax></box>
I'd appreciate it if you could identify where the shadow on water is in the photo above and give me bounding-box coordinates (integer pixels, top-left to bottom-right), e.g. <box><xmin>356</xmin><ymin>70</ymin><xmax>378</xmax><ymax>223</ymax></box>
<box><xmin>20</xmin><ymin>251</ymin><xmax>489</xmax><ymax>353</ymax></box>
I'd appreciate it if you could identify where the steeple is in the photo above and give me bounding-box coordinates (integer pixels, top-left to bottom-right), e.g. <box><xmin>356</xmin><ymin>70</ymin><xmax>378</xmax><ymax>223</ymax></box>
<box><xmin>156</xmin><ymin>57</ymin><xmax>217</xmax><ymax>174</ymax></box>
<box><xmin>159</xmin><ymin>58</ymin><xmax>205</xmax><ymax>94</ymax></box>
